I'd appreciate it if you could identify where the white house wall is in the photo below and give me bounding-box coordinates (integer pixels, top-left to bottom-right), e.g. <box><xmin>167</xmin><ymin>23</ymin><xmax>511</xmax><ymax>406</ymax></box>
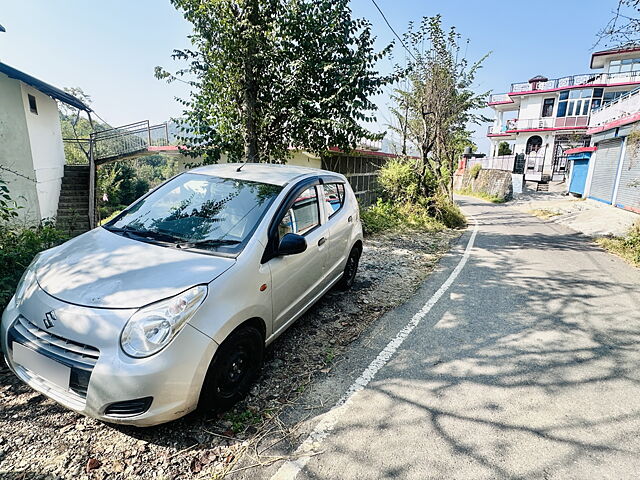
<box><xmin>0</xmin><ymin>72</ymin><xmax>40</xmax><ymax>221</ymax></box>
<box><xmin>20</xmin><ymin>82</ymin><xmax>65</xmax><ymax>220</ymax></box>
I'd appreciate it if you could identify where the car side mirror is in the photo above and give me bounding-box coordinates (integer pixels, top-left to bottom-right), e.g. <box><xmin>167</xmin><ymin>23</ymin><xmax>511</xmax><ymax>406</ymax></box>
<box><xmin>278</xmin><ymin>233</ymin><xmax>307</xmax><ymax>256</ymax></box>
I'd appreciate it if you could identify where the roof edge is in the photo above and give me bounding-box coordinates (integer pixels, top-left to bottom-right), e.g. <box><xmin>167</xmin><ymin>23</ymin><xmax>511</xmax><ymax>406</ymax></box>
<box><xmin>0</xmin><ymin>62</ymin><xmax>92</xmax><ymax>112</ymax></box>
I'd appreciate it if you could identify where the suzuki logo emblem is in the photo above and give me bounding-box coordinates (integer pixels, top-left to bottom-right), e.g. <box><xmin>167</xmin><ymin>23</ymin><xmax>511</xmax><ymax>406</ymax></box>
<box><xmin>43</xmin><ymin>311</ymin><xmax>57</xmax><ymax>329</ymax></box>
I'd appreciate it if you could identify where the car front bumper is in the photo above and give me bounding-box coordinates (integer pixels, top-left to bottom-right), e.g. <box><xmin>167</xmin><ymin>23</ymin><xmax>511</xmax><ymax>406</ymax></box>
<box><xmin>1</xmin><ymin>291</ymin><xmax>218</xmax><ymax>427</ymax></box>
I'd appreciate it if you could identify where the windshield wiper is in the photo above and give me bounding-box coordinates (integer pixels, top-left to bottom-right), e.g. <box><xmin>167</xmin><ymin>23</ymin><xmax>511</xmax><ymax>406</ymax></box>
<box><xmin>104</xmin><ymin>226</ymin><xmax>184</xmax><ymax>244</ymax></box>
<box><xmin>177</xmin><ymin>239</ymin><xmax>241</xmax><ymax>250</ymax></box>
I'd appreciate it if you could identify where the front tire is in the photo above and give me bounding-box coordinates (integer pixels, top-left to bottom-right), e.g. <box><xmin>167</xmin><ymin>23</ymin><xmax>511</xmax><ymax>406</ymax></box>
<box><xmin>337</xmin><ymin>245</ymin><xmax>361</xmax><ymax>290</ymax></box>
<box><xmin>199</xmin><ymin>326</ymin><xmax>264</xmax><ymax>412</ymax></box>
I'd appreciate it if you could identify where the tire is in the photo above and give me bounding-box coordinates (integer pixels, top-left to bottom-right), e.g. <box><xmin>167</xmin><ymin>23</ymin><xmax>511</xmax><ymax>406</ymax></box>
<box><xmin>199</xmin><ymin>325</ymin><xmax>264</xmax><ymax>412</ymax></box>
<box><xmin>337</xmin><ymin>245</ymin><xmax>361</xmax><ymax>291</ymax></box>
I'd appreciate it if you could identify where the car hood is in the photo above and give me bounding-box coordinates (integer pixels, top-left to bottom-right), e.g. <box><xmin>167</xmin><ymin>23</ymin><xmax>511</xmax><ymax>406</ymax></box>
<box><xmin>36</xmin><ymin>228</ymin><xmax>235</xmax><ymax>309</ymax></box>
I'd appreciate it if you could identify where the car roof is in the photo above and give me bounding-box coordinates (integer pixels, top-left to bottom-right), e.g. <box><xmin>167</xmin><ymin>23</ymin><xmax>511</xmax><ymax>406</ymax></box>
<box><xmin>189</xmin><ymin>162</ymin><xmax>343</xmax><ymax>186</ymax></box>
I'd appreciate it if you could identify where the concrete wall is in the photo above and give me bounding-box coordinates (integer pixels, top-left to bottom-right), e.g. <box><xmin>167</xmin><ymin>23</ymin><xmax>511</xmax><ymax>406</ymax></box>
<box><xmin>454</xmin><ymin>168</ymin><xmax>514</xmax><ymax>201</ymax></box>
<box><xmin>0</xmin><ymin>72</ymin><xmax>39</xmax><ymax>222</ymax></box>
<box><xmin>20</xmin><ymin>83</ymin><xmax>65</xmax><ymax>220</ymax></box>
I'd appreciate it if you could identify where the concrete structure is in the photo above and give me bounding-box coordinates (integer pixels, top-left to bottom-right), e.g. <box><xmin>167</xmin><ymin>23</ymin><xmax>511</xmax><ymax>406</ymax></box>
<box><xmin>0</xmin><ymin>62</ymin><xmax>90</xmax><ymax>223</ymax></box>
<box><xmin>486</xmin><ymin>46</ymin><xmax>640</xmax><ymax>183</ymax></box>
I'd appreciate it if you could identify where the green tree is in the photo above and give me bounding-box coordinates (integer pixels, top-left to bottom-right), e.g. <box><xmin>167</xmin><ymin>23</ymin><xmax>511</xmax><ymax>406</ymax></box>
<box><xmin>389</xmin><ymin>16</ymin><xmax>489</xmax><ymax>198</ymax></box>
<box><xmin>156</xmin><ymin>0</ymin><xmax>392</xmax><ymax>163</ymax></box>
<box><xmin>497</xmin><ymin>141</ymin><xmax>512</xmax><ymax>156</ymax></box>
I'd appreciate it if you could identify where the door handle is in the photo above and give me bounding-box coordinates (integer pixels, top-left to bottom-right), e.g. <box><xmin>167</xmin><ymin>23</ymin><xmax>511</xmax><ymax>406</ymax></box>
<box><xmin>318</xmin><ymin>237</ymin><xmax>326</xmax><ymax>246</ymax></box>
<box><xmin>348</xmin><ymin>215</ymin><xmax>353</xmax><ymax>223</ymax></box>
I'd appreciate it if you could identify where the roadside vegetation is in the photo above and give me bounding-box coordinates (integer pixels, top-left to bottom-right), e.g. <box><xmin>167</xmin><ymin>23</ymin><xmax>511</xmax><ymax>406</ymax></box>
<box><xmin>0</xmin><ymin>180</ymin><xmax>68</xmax><ymax>311</ymax></box>
<box><xmin>597</xmin><ymin>222</ymin><xmax>640</xmax><ymax>267</ymax></box>
<box><xmin>361</xmin><ymin>158</ymin><xmax>466</xmax><ymax>235</ymax></box>
<box><xmin>455</xmin><ymin>187</ymin><xmax>506</xmax><ymax>204</ymax></box>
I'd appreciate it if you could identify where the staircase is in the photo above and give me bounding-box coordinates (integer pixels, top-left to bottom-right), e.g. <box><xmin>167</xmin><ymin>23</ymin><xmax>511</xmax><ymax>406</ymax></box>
<box><xmin>56</xmin><ymin>165</ymin><xmax>91</xmax><ymax>237</ymax></box>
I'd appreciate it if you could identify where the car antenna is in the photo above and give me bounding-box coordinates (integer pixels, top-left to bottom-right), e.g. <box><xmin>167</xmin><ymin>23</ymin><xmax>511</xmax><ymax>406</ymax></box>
<box><xmin>236</xmin><ymin>158</ymin><xmax>250</xmax><ymax>172</ymax></box>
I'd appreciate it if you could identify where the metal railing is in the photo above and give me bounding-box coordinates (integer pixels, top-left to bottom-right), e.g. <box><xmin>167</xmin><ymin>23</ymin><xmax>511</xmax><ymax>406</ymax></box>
<box><xmin>489</xmin><ymin>71</ymin><xmax>640</xmax><ymax>103</ymax></box>
<box><xmin>467</xmin><ymin>155</ymin><xmax>516</xmax><ymax>172</ymax></box>
<box><xmin>592</xmin><ymin>85</ymin><xmax>640</xmax><ymax>113</ymax></box>
<box><xmin>488</xmin><ymin>116</ymin><xmax>589</xmax><ymax>135</ymax></box>
<box><xmin>90</xmin><ymin>121</ymin><xmax>170</xmax><ymax>163</ymax></box>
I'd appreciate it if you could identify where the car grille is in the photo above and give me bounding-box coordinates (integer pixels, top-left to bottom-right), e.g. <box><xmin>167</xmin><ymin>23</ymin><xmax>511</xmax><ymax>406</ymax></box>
<box><xmin>9</xmin><ymin>315</ymin><xmax>100</xmax><ymax>398</ymax></box>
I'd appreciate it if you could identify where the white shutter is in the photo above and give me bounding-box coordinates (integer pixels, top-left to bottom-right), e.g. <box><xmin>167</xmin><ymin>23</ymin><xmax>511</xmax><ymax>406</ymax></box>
<box><xmin>589</xmin><ymin>139</ymin><xmax>623</xmax><ymax>204</ymax></box>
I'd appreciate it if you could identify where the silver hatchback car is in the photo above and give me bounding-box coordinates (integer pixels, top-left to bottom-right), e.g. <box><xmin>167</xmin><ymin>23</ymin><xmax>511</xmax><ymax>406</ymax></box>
<box><xmin>1</xmin><ymin>163</ymin><xmax>363</xmax><ymax>426</ymax></box>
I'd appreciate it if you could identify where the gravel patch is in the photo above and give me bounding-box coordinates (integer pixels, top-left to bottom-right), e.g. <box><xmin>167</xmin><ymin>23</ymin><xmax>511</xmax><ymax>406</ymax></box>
<box><xmin>0</xmin><ymin>228</ymin><xmax>460</xmax><ymax>479</ymax></box>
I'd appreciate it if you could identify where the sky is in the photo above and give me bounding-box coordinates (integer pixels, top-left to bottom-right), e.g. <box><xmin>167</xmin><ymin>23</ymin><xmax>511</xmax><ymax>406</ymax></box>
<box><xmin>0</xmin><ymin>0</ymin><xmax>620</xmax><ymax>154</ymax></box>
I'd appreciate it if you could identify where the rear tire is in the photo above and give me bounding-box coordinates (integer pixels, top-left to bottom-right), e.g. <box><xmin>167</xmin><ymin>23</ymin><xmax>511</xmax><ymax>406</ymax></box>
<box><xmin>337</xmin><ymin>245</ymin><xmax>361</xmax><ymax>291</ymax></box>
<box><xmin>199</xmin><ymin>326</ymin><xmax>264</xmax><ymax>412</ymax></box>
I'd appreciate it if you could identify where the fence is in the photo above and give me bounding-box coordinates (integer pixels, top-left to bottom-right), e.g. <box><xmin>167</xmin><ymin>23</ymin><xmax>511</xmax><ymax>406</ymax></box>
<box><xmin>322</xmin><ymin>153</ymin><xmax>388</xmax><ymax>206</ymax></box>
<box><xmin>91</xmin><ymin>121</ymin><xmax>170</xmax><ymax>164</ymax></box>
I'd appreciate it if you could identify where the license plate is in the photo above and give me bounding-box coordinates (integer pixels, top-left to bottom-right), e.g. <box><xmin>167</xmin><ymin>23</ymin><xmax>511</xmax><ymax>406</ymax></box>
<box><xmin>12</xmin><ymin>342</ymin><xmax>71</xmax><ymax>389</ymax></box>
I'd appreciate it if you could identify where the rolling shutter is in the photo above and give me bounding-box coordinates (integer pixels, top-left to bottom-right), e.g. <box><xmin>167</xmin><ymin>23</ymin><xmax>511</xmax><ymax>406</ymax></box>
<box><xmin>589</xmin><ymin>139</ymin><xmax>623</xmax><ymax>204</ymax></box>
<box><xmin>615</xmin><ymin>144</ymin><xmax>640</xmax><ymax>212</ymax></box>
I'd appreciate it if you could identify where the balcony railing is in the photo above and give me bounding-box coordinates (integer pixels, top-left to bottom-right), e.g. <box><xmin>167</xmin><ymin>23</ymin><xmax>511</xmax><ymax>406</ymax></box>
<box><xmin>488</xmin><ymin>93</ymin><xmax>511</xmax><ymax>103</ymax></box>
<box><xmin>467</xmin><ymin>155</ymin><xmax>515</xmax><ymax>172</ymax></box>
<box><xmin>590</xmin><ymin>86</ymin><xmax>640</xmax><ymax>128</ymax></box>
<box><xmin>489</xmin><ymin>71</ymin><xmax>640</xmax><ymax>104</ymax></box>
<box><xmin>488</xmin><ymin>116</ymin><xmax>589</xmax><ymax>135</ymax></box>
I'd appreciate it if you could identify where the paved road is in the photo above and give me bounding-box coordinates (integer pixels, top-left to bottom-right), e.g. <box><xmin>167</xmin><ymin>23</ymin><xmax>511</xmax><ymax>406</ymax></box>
<box><xmin>266</xmin><ymin>197</ymin><xmax>640</xmax><ymax>479</ymax></box>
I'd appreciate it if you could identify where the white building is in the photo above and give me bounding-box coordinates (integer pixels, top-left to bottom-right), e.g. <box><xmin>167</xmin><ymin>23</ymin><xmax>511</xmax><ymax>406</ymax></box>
<box><xmin>486</xmin><ymin>46</ymin><xmax>640</xmax><ymax>182</ymax></box>
<box><xmin>0</xmin><ymin>62</ymin><xmax>91</xmax><ymax>223</ymax></box>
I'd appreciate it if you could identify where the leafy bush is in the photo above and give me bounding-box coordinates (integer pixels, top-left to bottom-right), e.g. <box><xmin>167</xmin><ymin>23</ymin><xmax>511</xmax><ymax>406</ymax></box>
<box><xmin>378</xmin><ymin>158</ymin><xmax>421</xmax><ymax>203</ymax></box>
<box><xmin>361</xmin><ymin>198</ymin><xmax>465</xmax><ymax>235</ymax></box>
<box><xmin>0</xmin><ymin>222</ymin><xmax>68</xmax><ymax>311</ymax></box>
<box><xmin>469</xmin><ymin>163</ymin><xmax>482</xmax><ymax>179</ymax></box>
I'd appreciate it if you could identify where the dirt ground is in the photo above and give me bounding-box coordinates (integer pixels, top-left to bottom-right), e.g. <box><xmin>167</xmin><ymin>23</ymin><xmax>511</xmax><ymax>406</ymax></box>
<box><xmin>0</xmin><ymin>228</ymin><xmax>460</xmax><ymax>480</ymax></box>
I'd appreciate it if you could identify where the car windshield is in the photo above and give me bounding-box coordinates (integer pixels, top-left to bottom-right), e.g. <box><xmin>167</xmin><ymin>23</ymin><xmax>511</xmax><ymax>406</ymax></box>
<box><xmin>104</xmin><ymin>173</ymin><xmax>282</xmax><ymax>253</ymax></box>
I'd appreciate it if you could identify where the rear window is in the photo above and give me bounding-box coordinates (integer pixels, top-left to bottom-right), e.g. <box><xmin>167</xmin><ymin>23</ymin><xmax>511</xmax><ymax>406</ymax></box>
<box><xmin>323</xmin><ymin>183</ymin><xmax>345</xmax><ymax>217</ymax></box>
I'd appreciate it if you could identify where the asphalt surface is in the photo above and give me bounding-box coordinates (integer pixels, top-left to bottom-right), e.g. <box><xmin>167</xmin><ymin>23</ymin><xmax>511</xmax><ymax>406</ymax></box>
<box><xmin>260</xmin><ymin>196</ymin><xmax>640</xmax><ymax>480</ymax></box>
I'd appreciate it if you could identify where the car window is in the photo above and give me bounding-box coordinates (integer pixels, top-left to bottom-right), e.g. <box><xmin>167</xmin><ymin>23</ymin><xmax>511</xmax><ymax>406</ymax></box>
<box><xmin>278</xmin><ymin>186</ymin><xmax>320</xmax><ymax>237</ymax></box>
<box><xmin>323</xmin><ymin>183</ymin><xmax>345</xmax><ymax>217</ymax></box>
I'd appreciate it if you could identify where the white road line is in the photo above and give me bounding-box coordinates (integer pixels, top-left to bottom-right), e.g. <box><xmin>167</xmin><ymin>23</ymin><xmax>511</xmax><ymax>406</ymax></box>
<box><xmin>271</xmin><ymin>217</ymin><xmax>479</xmax><ymax>480</ymax></box>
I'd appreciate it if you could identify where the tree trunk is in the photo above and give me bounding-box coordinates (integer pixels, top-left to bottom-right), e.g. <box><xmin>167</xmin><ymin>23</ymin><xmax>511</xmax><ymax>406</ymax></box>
<box><xmin>243</xmin><ymin>0</ymin><xmax>260</xmax><ymax>163</ymax></box>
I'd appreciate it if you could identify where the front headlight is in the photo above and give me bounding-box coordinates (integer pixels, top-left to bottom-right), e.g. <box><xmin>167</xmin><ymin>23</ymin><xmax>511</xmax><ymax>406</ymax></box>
<box><xmin>120</xmin><ymin>285</ymin><xmax>207</xmax><ymax>358</ymax></box>
<box><xmin>15</xmin><ymin>253</ymin><xmax>43</xmax><ymax>308</ymax></box>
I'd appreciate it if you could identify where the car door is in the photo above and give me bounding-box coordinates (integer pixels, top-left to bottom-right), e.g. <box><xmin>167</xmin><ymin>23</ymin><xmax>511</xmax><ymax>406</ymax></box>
<box><xmin>322</xmin><ymin>181</ymin><xmax>352</xmax><ymax>279</ymax></box>
<box><xmin>267</xmin><ymin>181</ymin><xmax>330</xmax><ymax>333</ymax></box>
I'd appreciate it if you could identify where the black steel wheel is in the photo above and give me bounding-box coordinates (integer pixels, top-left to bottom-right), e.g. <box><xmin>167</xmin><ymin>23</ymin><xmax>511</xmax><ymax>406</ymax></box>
<box><xmin>337</xmin><ymin>245</ymin><xmax>361</xmax><ymax>291</ymax></box>
<box><xmin>199</xmin><ymin>325</ymin><xmax>263</xmax><ymax>411</ymax></box>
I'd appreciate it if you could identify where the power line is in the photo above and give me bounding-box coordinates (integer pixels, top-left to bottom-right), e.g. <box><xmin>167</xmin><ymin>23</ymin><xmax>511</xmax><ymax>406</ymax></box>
<box><xmin>370</xmin><ymin>0</ymin><xmax>416</xmax><ymax>62</ymax></box>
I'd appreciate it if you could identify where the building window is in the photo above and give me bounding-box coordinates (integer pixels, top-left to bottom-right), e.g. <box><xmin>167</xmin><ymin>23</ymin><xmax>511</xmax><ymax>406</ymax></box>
<box><xmin>608</xmin><ymin>58</ymin><xmax>640</xmax><ymax>73</ymax></box>
<box><xmin>542</xmin><ymin>98</ymin><xmax>555</xmax><ymax>117</ymax></box>
<box><xmin>27</xmin><ymin>94</ymin><xmax>38</xmax><ymax>114</ymax></box>
<box><xmin>556</xmin><ymin>89</ymin><xmax>592</xmax><ymax>117</ymax></box>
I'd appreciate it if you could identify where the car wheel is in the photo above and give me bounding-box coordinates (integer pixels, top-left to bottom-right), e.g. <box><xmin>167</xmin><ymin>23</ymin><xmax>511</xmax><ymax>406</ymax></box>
<box><xmin>337</xmin><ymin>245</ymin><xmax>361</xmax><ymax>291</ymax></box>
<box><xmin>199</xmin><ymin>325</ymin><xmax>264</xmax><ymax>411</ymax></box>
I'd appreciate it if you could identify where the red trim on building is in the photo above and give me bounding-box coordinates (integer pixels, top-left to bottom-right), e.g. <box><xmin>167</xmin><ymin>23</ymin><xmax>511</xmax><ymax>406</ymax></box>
<box><xmin>564</xmin><ymin>146</ymin><xmax>597</xmax><ymax>155</ymax></box>
<box><xmin>148</xmin><ymin>145</ymin><xmax>182</xmax><ymax>152</ymax></box>
<box><xmin>586</xmin><ymin>111</ymin><xmax>640</xmax><ymax>134</ymax></box>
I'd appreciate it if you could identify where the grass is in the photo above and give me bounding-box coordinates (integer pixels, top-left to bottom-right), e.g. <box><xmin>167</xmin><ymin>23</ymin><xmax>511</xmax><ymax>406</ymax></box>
<box><xmin>529</xmin><ymin>208</ymin><xmax>562</xmax><ymax>220</ymax></box>
<box><xmin>360</xmin><ymin>198</ymin><xmax>466</xmax><ymax>235</ymax></box>
<box><xmin>99</xmin><ymin>209</ymin><xmax>123</xmax><ymax>226</ymax></box>
<box><xmin>455</xmin><ymin>188</ymin><xmax>506</xmax><ymax>204</ymax></box>
<box><xmin>223</xmin><ymin>408</ymin><xmax>263</xmax><ymax>433</ymax></box>
<box><xmin>596</xmin><ymin>222</ymin><xmax>640</xmax><ymax>267</ymax></box>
